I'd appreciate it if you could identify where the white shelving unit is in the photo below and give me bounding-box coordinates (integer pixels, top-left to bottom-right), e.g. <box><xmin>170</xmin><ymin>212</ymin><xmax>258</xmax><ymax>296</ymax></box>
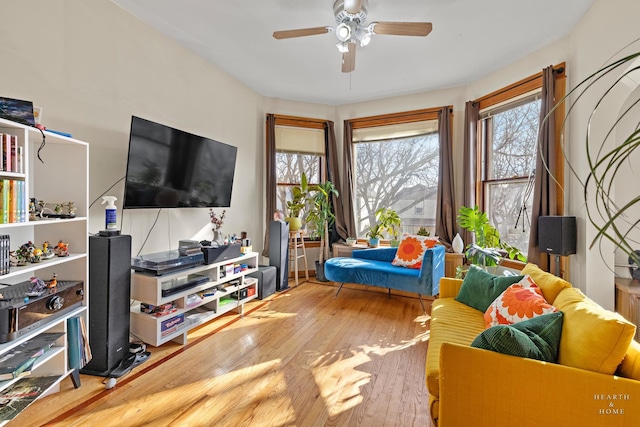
<box><xmin>130</xmin><ymin>252</ymin><xmax>259</xmax><ymax>346</ymax></box>
<box><xmin>0</xmin><ymin>117</ymin><xmax>88</xmax><ymax>423</ymax></box>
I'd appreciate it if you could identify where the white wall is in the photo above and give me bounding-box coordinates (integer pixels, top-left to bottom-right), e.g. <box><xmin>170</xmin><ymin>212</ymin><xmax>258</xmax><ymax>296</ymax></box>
<box><xmin>3</xmin><ymin>0</ymin><xmax>637</xmax><ymax>307</ymax></box>
<box><xmin>565</xmin><ymin>0</ymin><xmax>640</xmax><ymax>309</ymax></box>
<box><xmin>1</xmin><ymin>0</ymin><xmax>264</xmax><ymax>257</ymax></box>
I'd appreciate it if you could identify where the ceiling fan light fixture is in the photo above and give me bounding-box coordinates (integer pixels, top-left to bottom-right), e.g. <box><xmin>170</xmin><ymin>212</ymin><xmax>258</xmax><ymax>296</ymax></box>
<box><xmin>356</xmin><ymin>28</ymin><xmax>372</xmax><ymax>47</ymax></box>
<box><xmin>336</xmin><ymin>41</ymin><xmax>350</xmax><ymax>53</ymax></box>
<box><xmin>336</xmin><ymin>22</ymin><xmax>351</xmax><ymax>42</ymax></box>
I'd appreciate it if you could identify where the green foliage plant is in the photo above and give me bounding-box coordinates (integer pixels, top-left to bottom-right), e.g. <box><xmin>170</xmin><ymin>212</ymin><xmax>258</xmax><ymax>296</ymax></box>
<box><xmin>457</xmin><ymin>205</ymin><xmax>527</xmax><ymax>268</ymax></box>
<box><xmin>305</xmin><ymin>180</ymin><xmax>339</xmax><ymax>264</ymax></box>
<box><xmin>375</xmin><ymin>207</ymin><xmax>402</xmax><ymax>240</ymax></box>
<box><xmin>417</xmin><ymin>227</ymin><xmax>431</xmax><ymax>236</ymax></box>
<box><xmin>539</xmin><ymin>40</ymin><xmax>640</xmax><ymax>269</ymax></box>
<box><xmin>286</xmin><ymin>172</ymin><xmax>308</xmax><ymax>218</ymax></box>
<box><xmin>366</xmin><ymin>223</ymin><xmax>384</xmax><ymax>240</ymax></box>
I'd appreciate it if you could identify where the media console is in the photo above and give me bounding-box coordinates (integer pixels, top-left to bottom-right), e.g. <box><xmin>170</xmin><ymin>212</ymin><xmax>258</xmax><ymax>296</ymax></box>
<box><xmin>130</xmin><ymin>252</ymin><xmax>259</xmax><ymax>346</ymax></box>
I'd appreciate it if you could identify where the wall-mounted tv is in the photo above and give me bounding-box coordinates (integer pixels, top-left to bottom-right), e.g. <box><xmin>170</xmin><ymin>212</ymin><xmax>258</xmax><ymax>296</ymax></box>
<box><xmin>123</xmin><ymin>116</ymin><xmax>237</xmax><ymax>209</ymax></box>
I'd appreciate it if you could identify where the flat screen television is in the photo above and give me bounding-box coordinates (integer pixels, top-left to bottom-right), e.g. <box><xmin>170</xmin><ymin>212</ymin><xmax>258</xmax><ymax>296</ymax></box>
<box><xmin>123</xmin><ymin>116</ymin><xmax>237</xmax><ymax>209</ymax></box>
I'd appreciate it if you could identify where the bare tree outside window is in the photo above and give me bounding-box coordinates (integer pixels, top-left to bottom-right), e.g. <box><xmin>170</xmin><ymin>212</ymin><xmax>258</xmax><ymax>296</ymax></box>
<box><xmin>354</xmin><ymin>133</ymin><xmax>439</xmax><ymax>237</ymax></box>
<box><xmin>483</xmin><ymin>98</ymin><xmax>540</xmax><ymax>252</ymax></box>
<box><xmin>275</xmin><ymin>152</ymin><xmax>321</xmax><ymax>216</ymax></box>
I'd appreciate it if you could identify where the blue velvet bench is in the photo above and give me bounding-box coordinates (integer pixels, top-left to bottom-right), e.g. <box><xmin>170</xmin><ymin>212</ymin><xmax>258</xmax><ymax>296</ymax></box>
<box><xmin>324</xmin><ymin>245</ymin><xmax>445</xmax><ymax>311</ymax></box>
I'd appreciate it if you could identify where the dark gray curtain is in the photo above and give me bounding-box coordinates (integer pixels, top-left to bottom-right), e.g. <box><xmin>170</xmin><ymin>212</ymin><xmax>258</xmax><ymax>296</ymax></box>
<box><xmin>341</xmin><ymin>120</ymin><xmax>357</xmax><ymax>238</ymax></box>
<box><xmin>462</xmin><ymin>101</ymin><xmax>479</xmax><ymax>247</ymax></box>
<box><xmin>262</xmin><ymin>114</ymin><xmax>277</xmax><ymax>257</ymax></box>
<box><xmin>528</xmin><ymin>66</ymin><xmax>557</xmax><ymax>266</ymax></box>
<box><xmin>325</xmin><ymin>121</ymin><xmax>348</xmax><ymax>242</ymax></box>
<box><xmin>436</xmin><ymin>107</ymin><xmax>455</xmax><ymax>244</ymax></box>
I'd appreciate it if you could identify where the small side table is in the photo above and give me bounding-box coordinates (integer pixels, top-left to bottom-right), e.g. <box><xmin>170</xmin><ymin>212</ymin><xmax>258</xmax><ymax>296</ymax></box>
<box><xmin>445</xmin><ymin>253</ymin><xmax>465</xmax><ymax>278</ymax></box>
<box><xmin>615</xmin><ymin>277</ymin><xmax>640</xmax><ymax>341</ymax></box>
<box><xmin>289</xmin><ymin>231</ymin><xmax>309</xmax><ymax>286</ymax></box>
<box><xmin>332</xmin><ymin>242</ymin><xmax>370</xmax><ymax>258</ymax></box>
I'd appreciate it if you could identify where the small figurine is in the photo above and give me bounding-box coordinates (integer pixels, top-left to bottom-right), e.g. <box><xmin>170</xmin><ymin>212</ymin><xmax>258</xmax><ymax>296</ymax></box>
<box><xmin>29</xmin><ymin>199</ymin><xmax>37</xmax><ymax>221</ymax></box>
<box><xmin>46</xmin><ymin>273</ymin><xmax>58</xmax><ymax>288</ymax></box>
<box><xmin>54</xmin><ymin>240</ymin><xmax>69</xmax><ymax>257</ymax></box>
<box><xmin>62</xmin><ymin>201</ymin><xmax>76</xmax><ymax>217</ymax></box>
<box><xmin>28</xmin><ymin>276</ymin><xmax>47</xmax><ymax>296</ymax></box>
<box><xmin>32</xmin><ymin>248</ymin><xmax>42</xmax><ymax>263</ymax></box>
<box><xmin>41</xmin><ymin>241</ymin><xmax>55</xmax><ymax>260</ymax></box>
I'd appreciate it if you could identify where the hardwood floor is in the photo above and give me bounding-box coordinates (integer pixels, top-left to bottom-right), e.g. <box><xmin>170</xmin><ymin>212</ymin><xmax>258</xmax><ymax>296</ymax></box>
<box><xmin>13</xmin><ymin>281</ymin><xmax>433</xmax><ymax>427</ymax></box>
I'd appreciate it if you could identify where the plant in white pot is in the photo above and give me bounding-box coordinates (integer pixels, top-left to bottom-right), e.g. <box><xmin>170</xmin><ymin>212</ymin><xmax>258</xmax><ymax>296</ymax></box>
<box><xmin>305</xmin><ymin>180</ymin><xmax>339</xmax><ymax>281</ymax></box>
<box><xmin>376</xmin><ymin>207</ymin><xmax>402</xmax><ymax>247</ymax></box>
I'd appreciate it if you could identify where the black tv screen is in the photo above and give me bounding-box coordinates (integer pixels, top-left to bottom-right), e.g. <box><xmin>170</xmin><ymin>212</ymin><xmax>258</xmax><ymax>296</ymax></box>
<box><xmin>123</xmin><ymin>116</ymin><xmax>237</xmax><ymax>209</ymax></box>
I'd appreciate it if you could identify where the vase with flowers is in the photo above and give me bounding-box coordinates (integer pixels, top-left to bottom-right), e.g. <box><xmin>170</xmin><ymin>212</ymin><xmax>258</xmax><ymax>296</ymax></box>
<box><xmin>209</xmin><ymin>209</ymin><xmax>226</xmax><ymax>244</ymax></box>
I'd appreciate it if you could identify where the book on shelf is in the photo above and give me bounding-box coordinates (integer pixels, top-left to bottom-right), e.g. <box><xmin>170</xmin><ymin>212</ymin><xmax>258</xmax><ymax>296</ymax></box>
<box><xmin>67</xmin><ymin>317</ymin><xmax>91</xmax><ymax>370</ymax></box>
<box><xmin>0</xmin><ymin>179</ymin><xmax>26</xmax><ymax>224</ymax></box>
<box><xmin>0</xmin><ymin>332</ymin><xmax>64</xmax><ymax>381</ymax></box>
<box><xmin>0</xmin><ymin>375</ymin><xmax>59</xmax><ymax>421</ymax></box>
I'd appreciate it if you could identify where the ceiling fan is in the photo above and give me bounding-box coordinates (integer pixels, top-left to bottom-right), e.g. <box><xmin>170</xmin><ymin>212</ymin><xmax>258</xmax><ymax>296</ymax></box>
<box><xmin>273</xmin><ymin>0</ymin><xmax>432</xmax><ymax>73</ymax></box>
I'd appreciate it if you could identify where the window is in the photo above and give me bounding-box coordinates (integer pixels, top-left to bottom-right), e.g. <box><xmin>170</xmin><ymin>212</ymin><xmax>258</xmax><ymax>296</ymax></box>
<box><xmin>480</xmin><ymin>95</ymin><xmax>540</xmax><ymax>252</ymax></box>
<box><xmin>474</xmin><ymin>63</ymin><xmax>566</xmax><ymax>254</ymax></box>
<box><xmin>348</xmin><ymin>108</ymin><xmax>444</xmax><ymax>238</ymax></box>
<box><xmin>274</xmin><ymin>125</ymin><xmax>324</xmax><ymax>216</ymax></box>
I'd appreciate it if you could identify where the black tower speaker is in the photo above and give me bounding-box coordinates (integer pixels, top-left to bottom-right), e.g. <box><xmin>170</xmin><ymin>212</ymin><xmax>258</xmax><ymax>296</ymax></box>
<box><xmin>269</xmin><ymin>220</ymin><xmax>290</xmax><ymax>291</ymax></box>
<box><xmin>538</xmin><ymin>216</ymin><xmax>577</xmax><ymax>256</ymax></box>
<box><xmin>81</xmin><ymin>234</ymin><xmax>132</xmax><ymax>377</ymax></box>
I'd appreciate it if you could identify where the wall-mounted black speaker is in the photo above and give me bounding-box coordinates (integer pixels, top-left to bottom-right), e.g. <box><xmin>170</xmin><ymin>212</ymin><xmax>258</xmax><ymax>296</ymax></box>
<box><xmin>81</xmin><ymin>234</ymin><xmax>132</xmax><ymax>377</ymax></box>
<box><xmin>538</xmin><ymin>216</ymin><xmax>577</xmax><ymax>256</ymax></box>
<box><xmin>269</xmin><ymin>221</ymin><xmax>289</xmax><ymax>291</ymax></box>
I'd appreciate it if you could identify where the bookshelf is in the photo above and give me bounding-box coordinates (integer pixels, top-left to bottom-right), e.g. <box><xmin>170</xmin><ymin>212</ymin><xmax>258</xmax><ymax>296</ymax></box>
<box><xmin>130</xmin><ymin>252</ymin><xmax>259</xmax><ymax>346</ymax></box>
<box><xmin>0</xmin><ymin>117</ymin><xmax>88</xmax><ymax>424</ymax></box>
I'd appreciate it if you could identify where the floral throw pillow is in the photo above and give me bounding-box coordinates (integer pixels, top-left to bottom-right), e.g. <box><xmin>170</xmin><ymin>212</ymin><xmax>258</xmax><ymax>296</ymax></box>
<box><xmin>391</xmin><ymin>234</ymin><xmax>438</xmax><ymax>269</ymax></box>
<box><xmin>484</xmin><ymin>275</ymin><xmax>558</xmax><ymax>328</ymax></box>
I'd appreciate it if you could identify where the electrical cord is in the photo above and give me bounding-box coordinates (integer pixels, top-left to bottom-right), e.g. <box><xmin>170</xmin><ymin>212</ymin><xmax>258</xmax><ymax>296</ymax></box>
<box><xmin>35</xmin><ymin>126</ymin><xmax>46</xmax><ymax>163</ymax></box>
<box><xmin>88</xmin><ymin>176</ymin><xmax>125</xmax><ymax>209</ymax></box>
<box><xmin>136</xmin><ymin>209</ymin><xmax>163</xmax><ymax>256</ymax></box>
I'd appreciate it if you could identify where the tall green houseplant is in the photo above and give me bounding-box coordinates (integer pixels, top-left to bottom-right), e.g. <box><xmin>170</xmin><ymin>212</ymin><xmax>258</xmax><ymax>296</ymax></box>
<box><xmin>305</xmin><ymin>180</ymin><xmax>339</xmax><ymax>280</ymax></box>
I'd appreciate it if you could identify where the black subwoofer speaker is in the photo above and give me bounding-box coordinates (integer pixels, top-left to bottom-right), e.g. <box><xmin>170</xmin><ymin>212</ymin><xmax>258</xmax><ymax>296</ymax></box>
<box><xmin>269</xmin><ymin>221</ymin><xmax>289</xmax><ymax>291</ymax></box>
<box><xmin>538</xmin><ymin>216</ymin><xmax>577</xmax><ymax>256</ymax></box>
<box><xmin>81</xmin><ymin>234</ymin><xmax>132</xmax><ymax>377</ymax></box>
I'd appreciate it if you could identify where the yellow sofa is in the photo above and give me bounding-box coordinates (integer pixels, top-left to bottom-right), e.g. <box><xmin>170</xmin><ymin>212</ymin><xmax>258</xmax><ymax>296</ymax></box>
<box><xmin>425</xmin><ymin>263</ymin><xmax>640</xmax><ymax>427</ymax></box>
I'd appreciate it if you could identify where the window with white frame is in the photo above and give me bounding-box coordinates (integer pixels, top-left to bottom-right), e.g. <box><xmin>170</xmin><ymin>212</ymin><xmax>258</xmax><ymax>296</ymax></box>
<box><xmin>352</xmin><ymin>119</ymin><xmax>439</xmax><ymax>238</ymax></box>
<box><xmin>479</xmin><ymin>93</ymin><xmax>541</xmax><ymax>253</ymax></box>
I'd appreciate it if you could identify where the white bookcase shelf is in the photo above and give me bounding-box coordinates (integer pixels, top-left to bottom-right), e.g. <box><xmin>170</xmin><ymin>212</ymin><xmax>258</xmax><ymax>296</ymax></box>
<box><xmin>130</xmin><ymin>252</ymin><xmax>259</xmax><ymax>346</ymax></box>
<box><xmin>0</xmin><ymin>117</ymin><xmax>88</xmax><ymax>425</ymax></box>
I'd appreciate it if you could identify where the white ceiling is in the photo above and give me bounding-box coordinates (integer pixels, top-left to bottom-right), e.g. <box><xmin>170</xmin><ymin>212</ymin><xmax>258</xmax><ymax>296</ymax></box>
<box><xmin>111</xmin><ymin>0</ymin><xmax>595</xmax><ymax>106</ymax></box>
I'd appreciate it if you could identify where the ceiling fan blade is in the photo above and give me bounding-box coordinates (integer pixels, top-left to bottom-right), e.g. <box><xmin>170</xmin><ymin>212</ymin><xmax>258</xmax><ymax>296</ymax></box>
<box><xmin>343</xmin><ymin>0</ymin><xmax>363</xmax><ymax>14</ymax></box>
<box><xmin>371</xmin><ymin>22</ymin><xmax>433</xmax><ymax>37</ymax></box>
<box><xmin>342</xmin><ymin>43</ymin><xmax>356</xmax><ymax>73</ymax></box>
<box><xmin>273</xmin><ymin>26</ymin><xmax>332</xmax><ymax>40</ymax></box>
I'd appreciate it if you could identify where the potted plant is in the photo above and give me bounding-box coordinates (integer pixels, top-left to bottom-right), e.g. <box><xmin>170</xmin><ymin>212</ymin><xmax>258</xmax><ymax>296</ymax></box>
<box><xmin>540</xmin><ymin>42</ymin><xmax>640</xmax><ymax>274</ymax></box>
<box><xmin>457</xmin><ymin>205</ymin><xmax>527</xmax><ymax>271</ymax></box>
<box><xmin>366</xmin><ymin>223</ymin><xmax>384</xmax><ymax>248</ymax></box>
<box><xmin>305</xmin><ymin>180</ymin><xmax>339</xmax><ymax>281</ymax></box>
<box><xmin>285</xmin><ymin>172</ymin><xmax>309</xmax><ymax>231</ymax></box>
<box><xmin>375</xmin><ymin>207</ymin><xmax>402</xmax><ymax>247</ymax></box>
<box><xmin>417</xmin><ymin>227</ymin><xmax>431</xmax><ymax>236</ymax></box>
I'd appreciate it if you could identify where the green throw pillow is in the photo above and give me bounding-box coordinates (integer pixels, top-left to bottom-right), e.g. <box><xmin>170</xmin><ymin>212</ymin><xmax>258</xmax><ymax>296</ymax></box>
<box><xmin>455</xmin><ymin>265</ymin><xmax>524</xmax><ymax>312</ymax></box>
<box><xmin>471</xmin><ymin>311</ymin><xmax>564</xmax><ymax>362</ymax></box>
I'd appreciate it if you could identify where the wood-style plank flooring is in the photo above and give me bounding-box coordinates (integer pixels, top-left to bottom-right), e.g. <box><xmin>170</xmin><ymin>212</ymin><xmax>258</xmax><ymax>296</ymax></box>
<box><xmin>12</xmin><ymin>281</ymin><xmax>433</xmax><ymax>427</ymax></box>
